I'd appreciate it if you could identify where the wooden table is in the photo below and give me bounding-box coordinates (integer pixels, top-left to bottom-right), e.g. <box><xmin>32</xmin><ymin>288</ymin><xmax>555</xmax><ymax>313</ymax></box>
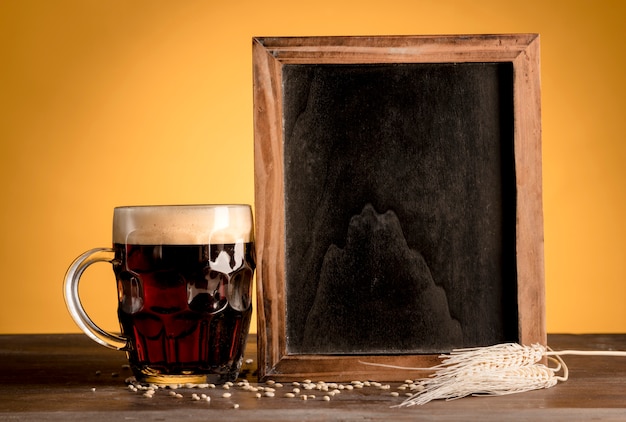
<box><xmin>1</xmin><ymin>334</ymin><xmax>625</xmax><ymax>421</ymax></box>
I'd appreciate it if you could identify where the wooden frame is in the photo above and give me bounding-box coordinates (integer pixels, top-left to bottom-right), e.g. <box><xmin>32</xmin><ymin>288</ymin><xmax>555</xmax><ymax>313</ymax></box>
<box><xmin>253</xmin><ymin>35</ymin><xmax>544</xmax><ymax>381</ymax></box>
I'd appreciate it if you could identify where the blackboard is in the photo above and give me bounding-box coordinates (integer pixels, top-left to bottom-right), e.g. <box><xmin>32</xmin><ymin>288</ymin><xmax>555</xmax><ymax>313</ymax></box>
<box><xmin>282</xmin><ymin>62</ymin><xmax>518</xmax><ymax>355</ymax></box>
<box><xmin>253</xmin><ymin>34</ymin><xmax>544</xmax><ymax>382</ymax></box>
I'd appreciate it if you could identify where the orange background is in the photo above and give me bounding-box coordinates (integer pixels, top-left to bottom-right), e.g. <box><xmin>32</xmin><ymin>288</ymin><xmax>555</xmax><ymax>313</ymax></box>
<box><xmin>1</xmin><ymin>0</ymin><xmax>624</xmax><ymax>335</ymax></box>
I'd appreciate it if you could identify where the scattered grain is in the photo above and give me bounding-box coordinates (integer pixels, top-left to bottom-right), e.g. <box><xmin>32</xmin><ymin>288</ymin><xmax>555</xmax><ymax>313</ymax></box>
<box><xmin>411</xmin><ymin>384</ymin><xmax>425</xmax><ymax>392</ymax></box>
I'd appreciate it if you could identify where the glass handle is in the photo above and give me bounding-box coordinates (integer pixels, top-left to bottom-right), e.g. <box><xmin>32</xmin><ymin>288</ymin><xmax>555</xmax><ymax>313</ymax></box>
<box><xmin>63</xmin><ymin>248</ymin><xmax>129</xmax><ymax>351</ymax></box>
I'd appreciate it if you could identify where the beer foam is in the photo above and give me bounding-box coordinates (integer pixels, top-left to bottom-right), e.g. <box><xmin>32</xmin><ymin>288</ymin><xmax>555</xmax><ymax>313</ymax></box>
<box><xmin>113</xmin><ymin>205</ymin><xmax>253</xmax><ymax>245</ymax></box>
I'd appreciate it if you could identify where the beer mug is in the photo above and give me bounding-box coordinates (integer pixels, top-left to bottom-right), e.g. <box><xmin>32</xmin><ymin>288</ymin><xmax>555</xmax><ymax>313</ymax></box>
<box><xmin>64</xmin><ymin>205</ymin><xmax>255</xmax><ymax>384</ymax></box>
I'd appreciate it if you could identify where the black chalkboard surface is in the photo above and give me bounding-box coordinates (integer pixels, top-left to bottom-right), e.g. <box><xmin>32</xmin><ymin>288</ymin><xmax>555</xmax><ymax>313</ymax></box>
<box><xmin>282</xmin><ymin>63</ymin><xmax>517</xmax><ymax>355</ymax></box>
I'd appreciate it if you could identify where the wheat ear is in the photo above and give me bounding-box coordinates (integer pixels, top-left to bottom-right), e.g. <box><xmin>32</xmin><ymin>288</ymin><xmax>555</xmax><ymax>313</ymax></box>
<box><xmin>359</xmin><ymin>342</ymin><xmax>626</xmax><ymax>406</ymax></box>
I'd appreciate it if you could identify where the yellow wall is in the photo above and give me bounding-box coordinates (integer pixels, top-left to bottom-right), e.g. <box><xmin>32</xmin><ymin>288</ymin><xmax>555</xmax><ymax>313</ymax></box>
<box><xmin>1</xmin><ymin>0</ymin><xmax>624</xmax><ymax>335</ymax></box>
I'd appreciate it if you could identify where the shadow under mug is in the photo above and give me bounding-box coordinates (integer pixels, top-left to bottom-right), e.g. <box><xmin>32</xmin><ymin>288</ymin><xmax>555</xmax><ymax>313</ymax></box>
<box><xmin>64</xmin><ymin>204</ymin><xmax>255</xmax><ymax>385</ymax></box>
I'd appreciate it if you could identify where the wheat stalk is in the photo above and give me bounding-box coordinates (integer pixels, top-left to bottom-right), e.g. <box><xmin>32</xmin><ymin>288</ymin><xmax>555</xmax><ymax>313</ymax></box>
<box><xmin>359</xmin><ymin>342</ymin><xmax>626</xmax><ymax>406</ymax></box>
<box><xmin>401</xmin><ymin>362</ymin><xmax>563</xmax><ymax>406</ymax></box>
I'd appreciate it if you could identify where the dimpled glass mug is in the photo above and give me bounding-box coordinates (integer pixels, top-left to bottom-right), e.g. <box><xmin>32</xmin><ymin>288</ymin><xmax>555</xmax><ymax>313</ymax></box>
<box><xmin>64</xmin><ymin>205</ymin><xmax>255</xmax><ymax>385</ymax></box>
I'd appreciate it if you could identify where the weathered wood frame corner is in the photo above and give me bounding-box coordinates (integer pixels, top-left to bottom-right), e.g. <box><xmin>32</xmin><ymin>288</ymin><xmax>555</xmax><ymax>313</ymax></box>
<box><xmin>252</xmin><ymin>34</ymin><xmax>544</xmax><ymax>382</ymax></box>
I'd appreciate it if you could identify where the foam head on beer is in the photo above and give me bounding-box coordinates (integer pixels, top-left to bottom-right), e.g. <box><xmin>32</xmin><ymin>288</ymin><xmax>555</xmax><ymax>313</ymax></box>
<box><xmin>113</xmin><ymin>205</ymin><xmax>253</xmax><ymax>245</ymax></box>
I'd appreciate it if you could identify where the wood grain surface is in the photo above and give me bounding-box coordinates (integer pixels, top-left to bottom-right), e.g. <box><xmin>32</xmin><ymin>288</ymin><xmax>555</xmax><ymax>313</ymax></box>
<box><xmin>1</xmin><ymin>334</ymin><xmax>625</xmax><ymax>421</ymax></box>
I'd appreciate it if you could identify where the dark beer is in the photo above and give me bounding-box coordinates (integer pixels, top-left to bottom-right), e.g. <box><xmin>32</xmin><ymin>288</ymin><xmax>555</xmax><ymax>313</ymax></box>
<box><xmin>113</xmin><ymin>241</ymin><xmax>254</xmax><ymax>384</ymax></box>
